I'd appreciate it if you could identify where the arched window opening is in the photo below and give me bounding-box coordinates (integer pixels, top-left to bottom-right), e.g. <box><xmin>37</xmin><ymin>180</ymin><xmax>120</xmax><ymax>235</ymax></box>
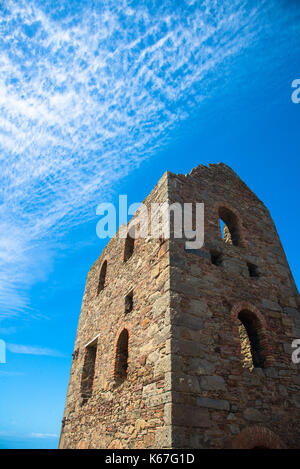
<box><xmin>123</xmin><ymin>231</ymin><xmax>135</xmax><ymax>262</ymax></box>
<box><xmin>233</xmin><ymin>425</ymin><xmax>286</xmax><ymax>449</ymax></box>
<box><xmin>97</xmin><ymin>260</ymin><xmax>107</xmax><ymax>294</ymax></box>
<box><xmin>114</xmin><ymin>329</ymin><xmax>129</xmax><ymax>384</ymax></box>
<box><xmin>238</xmin><ymin>310</ymin><xmax>265</xmax><ymax>370</ymax></box>
<box><xmin>219</xmin><ymin>207</ymin><xmax>240</xmax><ymax>247</ymax></box>
<box><xmin>80</xmin><ymin>341</ymin><xmax>97</xmax><ymax>404</ymax></box>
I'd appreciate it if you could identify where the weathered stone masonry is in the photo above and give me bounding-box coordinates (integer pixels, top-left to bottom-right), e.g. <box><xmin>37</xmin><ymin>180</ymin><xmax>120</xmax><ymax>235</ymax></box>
<box><xmin>59</xmin><ymin>163</ymin><xmax>300</xmax><ymax>449</ymax></box>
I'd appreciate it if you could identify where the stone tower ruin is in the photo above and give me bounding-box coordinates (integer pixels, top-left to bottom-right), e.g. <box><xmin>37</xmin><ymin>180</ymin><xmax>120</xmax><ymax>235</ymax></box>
<box><xmin>59</xmin><ymin>163</ymin><xmax>300</xmax><ymax>449</ymax></box>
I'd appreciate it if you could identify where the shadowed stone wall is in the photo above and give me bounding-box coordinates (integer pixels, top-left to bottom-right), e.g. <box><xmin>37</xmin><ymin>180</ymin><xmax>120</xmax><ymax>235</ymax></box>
<box><xmin>168</xmin><ymin>163</ymin><xmax>300</xmax><ymax>448</ymax></box>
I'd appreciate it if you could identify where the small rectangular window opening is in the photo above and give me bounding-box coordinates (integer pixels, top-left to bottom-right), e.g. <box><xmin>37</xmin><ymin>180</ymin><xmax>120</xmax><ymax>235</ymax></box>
<box><xmin>210</xmin><ymin>251</ymin><xmax>223</xmax><ymax>267</ymax></box>
<box><xmin>247</xmin><ymin>262</ymin><xmax>259</xmax><ymax>278</ymax></box>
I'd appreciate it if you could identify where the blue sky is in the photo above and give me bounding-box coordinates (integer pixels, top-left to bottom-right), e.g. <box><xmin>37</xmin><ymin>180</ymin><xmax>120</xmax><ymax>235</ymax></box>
<box><xmin>0</xmin><ymin>0</ymin><xmax>299</xmax><ymax>449</ymax></box>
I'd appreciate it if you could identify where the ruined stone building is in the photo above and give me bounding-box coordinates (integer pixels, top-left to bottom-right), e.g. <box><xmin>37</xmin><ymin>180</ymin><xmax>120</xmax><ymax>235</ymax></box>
<box><xmin>59</xmin><ymin>163</ymin><xmax>300</xmax><ymax>449</ymax></box>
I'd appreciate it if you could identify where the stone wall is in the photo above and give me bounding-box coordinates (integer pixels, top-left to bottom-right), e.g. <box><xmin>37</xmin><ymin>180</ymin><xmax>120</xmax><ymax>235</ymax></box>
<box><xmin>60</xmin><ymin>163</ymin><xmax>300</xmax><ymax>449</ymax></box>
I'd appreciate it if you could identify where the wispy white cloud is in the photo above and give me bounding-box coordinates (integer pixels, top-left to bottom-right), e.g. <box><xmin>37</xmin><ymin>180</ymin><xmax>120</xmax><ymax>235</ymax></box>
<box><xmin>0</xmin><ymin>0</ymin><xmax>296</xmax><ymax>318</ymax></box>
<box><xmin>29</xmin><ymin>433</ymin><xmax>58</xmax><ymax>439</ymax></box>
<box><xmin>0</xmin><ymin>326</ymin><xmax>16</xmax><ymax>335</ymax></box>
<box><xmin>7</xmin><ymin>343</ymin><xmax>65</xmax><ymax>357</ymax></box>
<box><xmin>0</xmin><ymin>430</ymin><xmax>57</xmax><ymax>438</ymax></box>
<box><xmin>0</xmin><ymin>370</ymin><xmax>25</xmax><ymax>377</ymax></box>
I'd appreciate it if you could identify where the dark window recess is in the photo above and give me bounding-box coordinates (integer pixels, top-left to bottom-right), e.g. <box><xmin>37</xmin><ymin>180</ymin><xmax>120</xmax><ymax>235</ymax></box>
<box><xmin>80</xmin><ymin>342</ymin><xmax>97</xmax><ymax>404</ymax></box>
<box><xmin>238</xmin><ymin>310</ymin><xmax>265</xmax><ymax>370</ymax></box>
<box><xmin>114</xmin><ymin>329</ymin><xmax>129</xmax><ymax>384</ymax></box>
<box><xmin>125</xmin><ymin>290</ymin><xmax>133</xmax><ymax>314</ymax></box>
<box><xmin>210</xmin><ymin>251</ymin><xmax>223</xmax><ymax>266</ymax></box>
<box><xmin>247</xmin><ymin>262</ymin><xmax>259</xmax><ymax>278</ymax></box>
<box><xmin>124</xmin><ymin>233</ymin><xmax>135</xmax><ymax>262</ymax></box>
<box><xmin>97</xmin><ymin>260</ymin><xmax>107</xmax><ymax>294</ymax></box>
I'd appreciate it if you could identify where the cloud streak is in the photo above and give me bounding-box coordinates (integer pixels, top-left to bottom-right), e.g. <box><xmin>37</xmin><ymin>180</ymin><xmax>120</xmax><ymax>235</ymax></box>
<box><xmin>0</xmin><ymin>430</ymin><xmax>58</xmax><ymax>439</ymax></box>
<box><xmin>0</xmin><ymin>370</ymin><xmax>25</xmax><ymax>377</ymax></box>
<box><xmin>0</xmin><ymin>0</ymin><xmax>297</xmax><ymax>317</ymax></box>
<box><xmin>7</xmin><ymin>343</ymin><xmax>65</xmax><ymax>357</ymax></box>
<box><xmin>29</xmin><ymin>433</ymin><xmax>58</xmax><ymax>439</ymax></box>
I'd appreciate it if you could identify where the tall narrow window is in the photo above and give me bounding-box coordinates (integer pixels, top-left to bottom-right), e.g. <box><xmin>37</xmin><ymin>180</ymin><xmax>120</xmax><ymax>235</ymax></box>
<box><xmin>219</xmin><ymin>207</ymin><xmax>241</xmax><ymax>246</ymax></box>
<box><xmin>97</xmin><ymin>260</ymin><xmax>107</xmax><ymax>294</ymax></box>
<box><xmin>125</xmin><ymin>290</ymin><xmax>133</xmax><ymax>314</ymax></box>
<box><xmin>81</xmin><ymin>340</ymin><xmax>97</xmax><ymax>404</ymax></box>
<box><xmin>114</xmin><ymin>329</ymin><xmax>129</xmax><ymax>384</ymax></box>
<box><xmin>238</xmin><ymin>310</ymin><xmax>265</xmax><ymax>370</ymax></box>
<box><xmin>123</xmin><ymin>232</ymin><xmax>135</xmax><ymax>262</ymax></box>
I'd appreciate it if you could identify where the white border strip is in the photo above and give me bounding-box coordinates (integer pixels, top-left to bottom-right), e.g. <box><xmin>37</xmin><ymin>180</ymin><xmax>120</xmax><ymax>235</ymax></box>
<box><xmin>123</xmin><ymin>287</ymin><xmax>134</xmax><ymax>298</ymax></box>
<box><xmin>85</xmin><ymin>333</ymin><xmax>100</xmax><ymax>348</ymax></box>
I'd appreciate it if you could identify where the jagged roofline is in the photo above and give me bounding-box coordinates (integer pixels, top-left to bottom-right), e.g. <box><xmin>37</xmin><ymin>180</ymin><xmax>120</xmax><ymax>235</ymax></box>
<box><xmin>168</xmin><ymin>162</ymin><xmax>266</xmax><ymax>208</ymax></box>
<box><xmin>88</xmin><ymin>162</ymin><xmax>268</xmax><ymax>276</ymax></box>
